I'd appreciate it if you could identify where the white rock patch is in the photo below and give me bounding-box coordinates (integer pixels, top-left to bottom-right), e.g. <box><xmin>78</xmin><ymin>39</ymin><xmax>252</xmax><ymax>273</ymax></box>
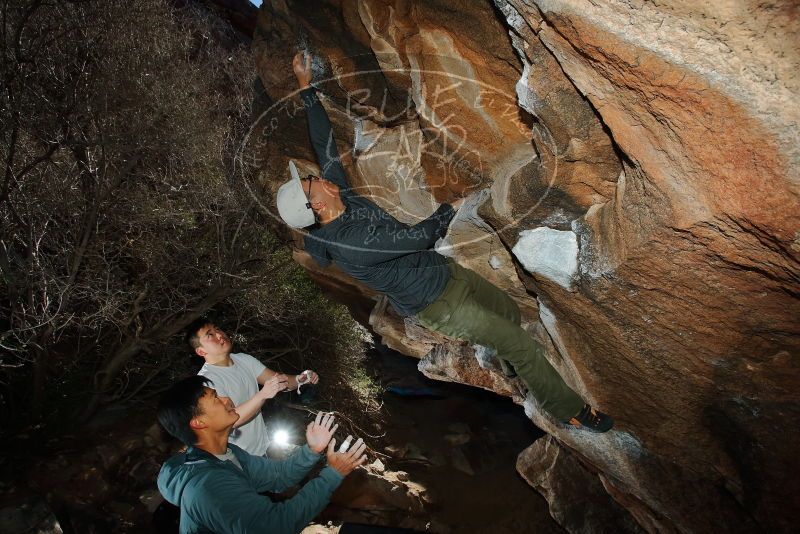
<box><xmin>473</xmin><ymin>344</ymin><xmax>498</xmax><ymax>369</ymax></box>
<box><xmin>512</xmin><ymin>227</ymin><xmax>579</xmax><ymax>290</ymax></box>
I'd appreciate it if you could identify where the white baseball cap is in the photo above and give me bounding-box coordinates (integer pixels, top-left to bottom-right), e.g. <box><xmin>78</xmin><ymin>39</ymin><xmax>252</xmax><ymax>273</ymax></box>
<box><xmin>276</xmin><ymin>160</ymin><xmax>316</xmax><ymax>228</ymax></box>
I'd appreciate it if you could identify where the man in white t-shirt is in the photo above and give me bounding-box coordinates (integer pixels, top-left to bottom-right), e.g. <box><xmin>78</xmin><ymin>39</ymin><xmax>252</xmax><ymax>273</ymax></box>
<box><xmin>185</xmin><ymin>318</ymin><xmax>319</xmax><ymax>456</ymax></box>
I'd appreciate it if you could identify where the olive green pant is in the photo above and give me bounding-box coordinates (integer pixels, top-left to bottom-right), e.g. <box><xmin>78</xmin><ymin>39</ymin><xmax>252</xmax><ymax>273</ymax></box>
<box><xmin>416</xmin><ymin>260</ymin><xmax>585</xmax><ymax>422</ymax></box>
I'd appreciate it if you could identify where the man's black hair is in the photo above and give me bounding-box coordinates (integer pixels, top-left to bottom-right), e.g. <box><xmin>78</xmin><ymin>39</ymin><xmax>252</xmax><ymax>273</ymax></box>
<box><xmin>184</xmin><ymin>317</ymin><xmax>213</xmax><ymax>352</ymax></box>
<box><xmin>157</xmin><ymin>375</ymin><xmax>212</xmax><ymax>446</ymax></box>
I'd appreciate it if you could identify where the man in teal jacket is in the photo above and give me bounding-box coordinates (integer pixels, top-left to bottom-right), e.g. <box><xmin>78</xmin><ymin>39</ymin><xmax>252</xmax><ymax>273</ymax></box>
<box><xmin>157</xmin><ymin>375</ymin><xmax>366</xmax><ymax>534</ymax></box>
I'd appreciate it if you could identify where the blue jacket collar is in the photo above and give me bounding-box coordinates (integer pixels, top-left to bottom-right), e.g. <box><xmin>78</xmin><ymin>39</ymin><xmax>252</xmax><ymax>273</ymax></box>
<box><xmin>185</xmin><ymin>444</ymin><xmax>244</xmax><ymax>463</ymax></box>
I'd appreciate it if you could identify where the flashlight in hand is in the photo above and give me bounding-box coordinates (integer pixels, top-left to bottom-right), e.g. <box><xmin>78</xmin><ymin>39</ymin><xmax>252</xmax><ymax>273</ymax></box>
<box><xmin>273</xmin><ymin>429</ymin><xmax>290</xmax><ymax>447</ymax></box>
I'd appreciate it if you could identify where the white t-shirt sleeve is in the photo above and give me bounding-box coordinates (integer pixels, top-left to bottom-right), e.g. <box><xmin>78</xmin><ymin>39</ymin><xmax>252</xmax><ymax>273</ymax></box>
<box><xmin>235</xmin><ymin>353</ymin><xmax>267</xmax><ymax>379</ymax></box>
<box><xmin>197</xmin><ymin>366</ymin><xmax>230</xmax><ymax>397</ymax></box>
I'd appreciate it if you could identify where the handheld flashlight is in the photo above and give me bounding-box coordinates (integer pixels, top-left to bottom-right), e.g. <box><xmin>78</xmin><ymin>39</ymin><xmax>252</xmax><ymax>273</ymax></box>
<box><xmin>273</xmin><ymin>429</ymin><xmax>289</xmax><ymax>447</ymax></box>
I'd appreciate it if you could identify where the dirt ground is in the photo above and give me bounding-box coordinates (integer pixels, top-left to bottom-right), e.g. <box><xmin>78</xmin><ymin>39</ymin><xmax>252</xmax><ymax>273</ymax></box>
<box><xmin>356</xmin><ymin>346</ymin><xmax>563</xmax><ymax>534</ymax></box>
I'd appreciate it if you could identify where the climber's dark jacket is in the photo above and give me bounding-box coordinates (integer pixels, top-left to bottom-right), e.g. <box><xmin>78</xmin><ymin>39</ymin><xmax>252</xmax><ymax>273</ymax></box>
<box><xmin>300</xmin><ymin>87</ymin><xmax>455</xmax><ymax>316</ymax></box>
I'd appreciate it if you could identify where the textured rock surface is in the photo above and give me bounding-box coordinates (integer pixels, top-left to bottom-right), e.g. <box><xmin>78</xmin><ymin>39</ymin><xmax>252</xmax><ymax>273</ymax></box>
<box><xmin>0</xmin><ymin>499</ymin><xmax>64</xmax><ymax>534</ymax></box>
<box><xmin>517</xmin><ymin>435</ymin><xmax>643</xmax><ymax>533</ymax></box>
<box><xmin>324</xmin><ymin>461</ymin><xmax>434</xmax><ymax>532</ymax></box>
<box><xmin>248</xmin><ymin>0</ymin><xmax>800</xmax><ymax>532</ymax></box>
<box><xmin>418</xmin><ymin>342</ymin><xmax>523</xmax><ymax>401</ymax></box>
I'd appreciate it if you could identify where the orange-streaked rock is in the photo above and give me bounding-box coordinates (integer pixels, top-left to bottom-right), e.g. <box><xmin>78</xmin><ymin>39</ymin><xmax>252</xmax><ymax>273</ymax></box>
<box><xmin>249</xmin><ymin>0</ymin><xmax>800</xmax><ymax>531</ymax></box>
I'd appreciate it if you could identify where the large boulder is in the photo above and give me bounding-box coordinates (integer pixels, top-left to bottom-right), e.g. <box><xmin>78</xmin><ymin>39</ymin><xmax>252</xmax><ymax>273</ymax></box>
<box><xmin>517</xmin><ymin>435</ymin><xmax>643</xmax><ymax>534</ymax></box>
<box><xmin>248</xmin><ymin>0</ymin><xmax>800</xmax><ymax>531</ymax></box>
<box><xmin>0</xmin><ymin>499</ymin><xmax>63</xmax><ymax>534</ymax></box>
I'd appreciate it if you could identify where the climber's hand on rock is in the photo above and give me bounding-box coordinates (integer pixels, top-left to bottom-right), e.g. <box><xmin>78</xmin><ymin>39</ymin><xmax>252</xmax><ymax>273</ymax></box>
<box><xmin>293</xmin><ymin>51</ymin><xmax>312</xmax><ymax>89</ymax></box>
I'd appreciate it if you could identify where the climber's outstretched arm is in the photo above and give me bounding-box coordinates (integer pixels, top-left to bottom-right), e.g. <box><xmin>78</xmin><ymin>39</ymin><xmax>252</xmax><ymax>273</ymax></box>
<box><xmin>292</xmin><ymin>51</ymin><xmax>348</xmax><ymax>189</ymax></box>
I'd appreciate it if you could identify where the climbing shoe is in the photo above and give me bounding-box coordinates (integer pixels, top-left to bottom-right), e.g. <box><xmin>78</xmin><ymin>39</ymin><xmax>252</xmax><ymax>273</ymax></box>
<box><xmin>568</xmin><ymin>404</ymin><xmax>614</xmax><ymax>433</ymax></box>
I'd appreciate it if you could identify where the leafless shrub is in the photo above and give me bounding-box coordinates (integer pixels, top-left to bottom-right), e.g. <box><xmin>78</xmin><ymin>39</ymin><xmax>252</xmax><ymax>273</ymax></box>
<box><xmin>0</xmin><ymin>0</ymin><xmax>379</xmax><ymax>431</ymax></box>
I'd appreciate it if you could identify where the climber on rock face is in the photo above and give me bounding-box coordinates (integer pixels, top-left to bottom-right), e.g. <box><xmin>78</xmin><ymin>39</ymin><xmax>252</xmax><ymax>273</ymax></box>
<box><xmin>275</xmin><ymin>51</ymin><xmax>613</xmax><ymax>433</ymax></box>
